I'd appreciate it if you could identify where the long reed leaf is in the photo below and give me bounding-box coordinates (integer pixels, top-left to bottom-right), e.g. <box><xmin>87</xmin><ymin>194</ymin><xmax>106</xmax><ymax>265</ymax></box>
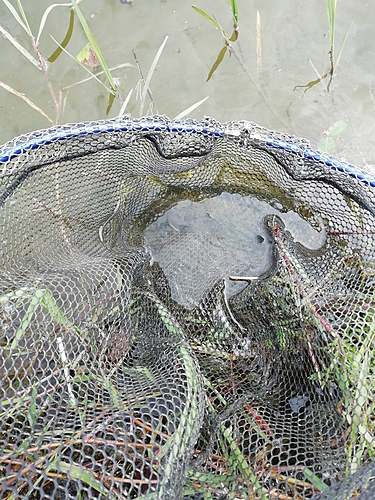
<box><xmin>3</xmin><ymin>0</ymin><xmax>29</xmax><ymax>35</ymax></box>
<box><xmin>15</xmin><ymin>0</ymin><xmax>32</xmax><ymax>35</ymax></box>
<box><xmin>0</xmin><ymin>24</ymin><xmax>40</xmax><ymax>68</ymax></box>
<box><xmin>229</xmin><ymin>0</ymin><xmax>238</xmax><ymax>26</ymax></box>
<box><xmin>220</xmin><ymin>423</ymin><xmax>267</xmax><ymax>499</ymax></box>
<box><xmin>191</xmin><ymin>6</ymin><xmax>222</xmax><ymax>31</ymax></box>
<box><xmin>118</xmin><ymin>88</ymin><xmax>133</xmax><ymax>117</ymax></box>
<box><xmin>51</xmin><ymin>462</ymin><xmax>111</xmax><ymax>497</ymax></box>
<box><xmin>139</xmin><ymin>35</ymin><xmax>168</xmax><ymax>116</ymax></box>
<box><xmin>47</xmin><ymin>9</ymin><xmax>74</xmax><ymax>62</ymax></box>
<box><xmin>206</xmin><ymin>45</ymin><xmax>227</xmax><ymax>82</ymax></box>
<box><xmin>303</xmin><ymin>467</ymin><xmax>329</xmax><ymax>491</ymax></box>
<box><xmin>334</xmin><ymin>18</ymin><xmax>354</xmax><ymax>72</ymax></box>
<box><xmin>71</xmin><ymin>0</ymin><xmax>116</xmax><ymax>93</ymax></box>
<box><xmin>36</xmin><ymin>2</ymin><xmax>73</xmax><ymax>45</ymax></box>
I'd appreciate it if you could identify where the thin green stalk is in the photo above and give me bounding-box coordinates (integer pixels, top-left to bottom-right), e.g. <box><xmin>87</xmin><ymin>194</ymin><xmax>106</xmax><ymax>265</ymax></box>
<box><xmin>137</xmin><ymin>290</ymin><xmax>203</xmax><ymax>499</ymax></box>
<box><xmin>205</xmin><ymin>396</ymin><xmax>267</xmax><ymax>500</ymax></box>
<box><xmin>2</xmin><ymin>0</ymin><xmax>31</xmax><ymax>35</ymax></box>
<box><xmin>229</xmin><ymin>0</ymin><xmax>238</xmax><ymax>27</ymax></box>
<box><xmin>0</xmin><ymin>286</ymin><xmax>81</xmax><ymax>350</ymax></box>
<box><xmin>192</xmin><ymin>3</ymin><xmax>287</xmax><ymax>127</ymax></box>
<box><xmin>71</xmin><ymin>0</ymin><xmax>116</xmax><ymax>94</ymax></box>
<box><xmin>303</xmin><ymin>467</ymin><xmax>329</xmax><ymax>492</ymax></box>
<box><xmin>50</xmin><ymin>36</ymin><xmax>113</xmax><ymax>94</ymax></box>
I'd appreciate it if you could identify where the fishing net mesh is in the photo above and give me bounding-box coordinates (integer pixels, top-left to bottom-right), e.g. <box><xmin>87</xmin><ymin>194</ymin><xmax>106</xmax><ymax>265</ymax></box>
<box><xmin>0</xmin><ymin>115</ymin><xmax>374</xmax><ymax>499</ymax></box>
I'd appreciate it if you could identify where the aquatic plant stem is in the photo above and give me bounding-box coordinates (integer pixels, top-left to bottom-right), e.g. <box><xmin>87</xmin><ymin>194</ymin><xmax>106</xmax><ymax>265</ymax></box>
<box><xmin>30</xmin><ymin>36</ymin><xmax>61</xmax><ymax>121</ymax></box>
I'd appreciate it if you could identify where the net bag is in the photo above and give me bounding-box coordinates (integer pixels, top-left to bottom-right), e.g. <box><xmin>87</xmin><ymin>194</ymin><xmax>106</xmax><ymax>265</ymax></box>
<box><xmin>0</xmin><ymin>115</ymin><xmax>374</xmax><ymax>499</ymax></box>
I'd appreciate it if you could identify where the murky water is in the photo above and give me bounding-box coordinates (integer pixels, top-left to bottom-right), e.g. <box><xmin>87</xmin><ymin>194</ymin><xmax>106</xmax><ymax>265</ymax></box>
<box><xmin>144</xmin><ymin>192</ymin><xmax>325</xmax><ymax>307</ymax></box>
<box><xmin>0</xmin><ymin>0</ymin><xmax>374</xmax><ymax>170</ymax></box>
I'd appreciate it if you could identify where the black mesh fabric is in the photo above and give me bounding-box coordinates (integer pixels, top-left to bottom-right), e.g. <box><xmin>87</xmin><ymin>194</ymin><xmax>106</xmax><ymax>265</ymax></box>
<box><xmin>0</xmin><ymin>115</ymin><xmax>374</xmax><ymax>499</ymax></box>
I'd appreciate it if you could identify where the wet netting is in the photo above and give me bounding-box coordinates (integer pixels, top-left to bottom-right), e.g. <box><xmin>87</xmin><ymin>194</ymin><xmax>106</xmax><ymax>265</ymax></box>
<box><xmin>0</xmin><ymin>116</ymin><xmax>374</xmax><ymax>499</ymax></box>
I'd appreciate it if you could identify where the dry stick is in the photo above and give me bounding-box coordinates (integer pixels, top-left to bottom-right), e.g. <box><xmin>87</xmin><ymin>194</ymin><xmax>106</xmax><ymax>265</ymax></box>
<box><xmin>132</xmin><ymin>49</ymin><xmax>154</xmax><ymax>108</ymax></box>
<box><xmin>11</xmin><ymin>438</ymin><xmax>72</xmax><ymax>482</ymax></box>
<box><xmin>0</xmin><ymin>439</ymin><xmax>159</xmax><ymax>466</ymax></box>
<box><xmin>61</xmin><ymin>63</ymin><xmax>135</xmax><ymax>92</ymax></box>
<box><xmin>12</xmin><ymin>367</ymin><xmax>61</xmax><ymax>399</ymax></box>
<box><xmin>132</xmin><ymin>417</ymin><xmax>170</xmax><ymax>441</ymax></box>
<box><xmin>256</xmin><ymin>10</ymin><xmax>262</xmax><ymax>74</ymax></box>
<box><xmin>30</xmin><ymin>36</ymin><xmax>60</xmax><ymax>123</ymax></box>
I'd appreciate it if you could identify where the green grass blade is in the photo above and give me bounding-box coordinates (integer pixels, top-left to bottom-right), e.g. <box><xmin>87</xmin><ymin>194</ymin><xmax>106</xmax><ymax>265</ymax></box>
<box><xmin>192</xmin><ymin>5</ymin><xmax>222</xmax><ymax>31</ymax></box>
<box><xmin>106</xmin><ymin>90</ymin><xmax>116</xmax><ymax>116</ymax></box>
<box><xmin>71</xmin><ymin>0</ymin><xmax>116</xmax><ymax>93</ymax></box>
<box><xmin>51</xmin><ymin>462</ymin><xmax>111</xmax><ymax>497</ymax></box>
<box><xmin>50</xmin><ymin>35</ymin><xmax>113</xmax><ymax>93</ymax></box>
<box><xmin>139</xmin><ymin>290</ymin><xmax>202</xmax><ymax>498</ymax></box>
<box><xmin>100</xmin><ymin>369</ymin><xmax>124</xmax><ymax>410</ymax></box>
<box><xmin>334</xmin><ymin>18</ymin><xmax>354</xmax><ymax>72</ymax></box>
<box><xmin>220</xmin><ymin>424</ymin><xmax>267</xmax><ymax>499</ymax></box>
<box><xmin>0</xmin><ymin>24</ymin><xmax>40</xmax><ymax>68</ymax></box>
<box><xmin>3</xmin><ymin>0</ymin><xmax>30</xmax><ymax>35</ymax></box>
<box><xmin>326</xmin><ymin>0</ymin><xmax>337</xmax><ymax>47</ymax></box>
<box><xmin>27</xmin><ymin>388</ymin><xmax>37</xmax><ymax>428</ymax></box>
<box><xmin>206</xmin><ymin>45</ymin><xmax>227</xmax><ymax>82</ymax></box>
<box><xmin>36</xmin><ymin>2</ymin><xmax>73</xmax><ymax>46</ymax></box>
<box><xmin>48</xmin><ymin>9</ymin><xmax>74</xmax><ymax>62</ymax></box>
<box><xmin>229</xmin><ymin>0</ymin><xmax>238</xmax><ymax>26</ymax></box>
<box><xmin>10</xmin><ymin>295</ymin><xmax>40</xmax><ymax>350</ymax></box>
<box><xmin>203</xmin><ymin>376</ymin><xmax>227</xmax><ymax>407</ymax></box>
<box><xmin>39</xmin><ymin>289</ymin><xmax>79</xmax><ymax>332</ymax></box>
<box><xmin>139</xmin><ymin>35</ymin><xmax>168</xmax><ymax>116</ymax></box>
<box><xmin>5</xmin><ymin>287</ymin><xmax>80</xmax><ymax>350</ymax></box>
<box><xmin>174</xmin><ymin>95</ymin><xmax>209</xmax><ymax>120</ymax></box>
<box><xmin>15</xmin><ymin>0</ymin><xmax>32</xmax><ymax>35</ymax></box>
<box><xmin>303</xmin><ymin>467</ymin><xmax>329</xmax><ymax>491</ymax></box>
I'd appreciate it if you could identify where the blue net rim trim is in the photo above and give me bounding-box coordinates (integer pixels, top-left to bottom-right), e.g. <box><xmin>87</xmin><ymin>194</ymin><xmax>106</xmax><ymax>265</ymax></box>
<box><xmin>264</xmin><ymin>137</ymin><xmax>375</xmax><ymax>188</ymax></box>
<box><xmin>0</xmin><ymin>119</ymin><xmax>224</xmax><ymax>164</ymax></box>
<box><xmin>1</xmin><ymin>118</ymin><xmax>374</xmax><ymax>188</ymax></box>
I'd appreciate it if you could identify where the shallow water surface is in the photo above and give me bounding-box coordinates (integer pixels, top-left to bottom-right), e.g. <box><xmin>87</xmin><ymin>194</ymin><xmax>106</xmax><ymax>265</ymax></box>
<box><xmin>144</xmin><ymin>192</ymin><xmax>326</xmax><ymax>307</ymax></box>
<box><xmin>0</xmin><ymin>0</ymin><xmax>374</xmax><ymax>172</ymax></box>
